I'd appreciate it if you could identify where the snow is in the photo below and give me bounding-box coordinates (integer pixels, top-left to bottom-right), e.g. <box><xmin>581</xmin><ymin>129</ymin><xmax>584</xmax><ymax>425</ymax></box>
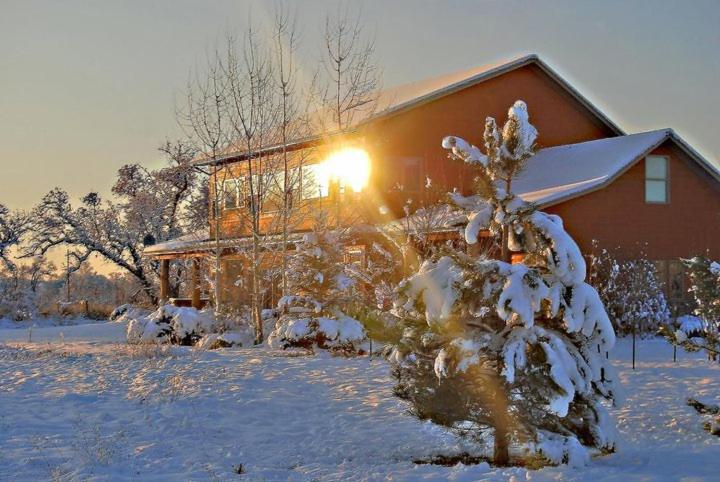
<box><xmin>442</xmin><ymin>135</ymin><xmax>488</xmax><ymax>166</ymax></box>
<box><xmin>530</xmin><ymin>211</ymin><xmax>586</xmax><ymax>285</ymax></box>
<box><xmin>398</xmin><ymin>256</ymin><xmax>464</xmax><ymax>326</ymax></box>
<box><xmin>0</xmin><ymin>325</ymin><xmax>718</xmax><ymax>480</ymax></box>
<box><xmin>0</xmin><ymin>316</ymin><xmax>107</xmax><ymax>330</ymax></box>
<box><xmin>502</xmin><ymin>100</ymin><xmax>537</xmax><ymax>158</ymax></box>
<box><xmin>0</xmin><ymin>319</ymin><xmax>128</xmax><ymax>343</ymax></box>
<box><xmin>463</xmin><ymin>203</ymin><xmax>492</xmax><ymax>244</ymax></box>
<box><xmin>513</xmin><ymin>129</ymin><xmax>670</xmax><ymax>206</ymax></box>
<box><xmin>678</xmin><ymin>314</ymin><xmax>705</xmax><ymax>335</ymax></box>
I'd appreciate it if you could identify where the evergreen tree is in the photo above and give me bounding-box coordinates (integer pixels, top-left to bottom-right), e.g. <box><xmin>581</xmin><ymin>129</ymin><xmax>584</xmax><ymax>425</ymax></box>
<box><xmin>388</xmin><ymin>101</ymin><xmax>622</xmax><ymax>466</ymax></box>
<box><xmin>268</xmin><ymin>229</ymin><xmax>368</xmax><ymax>353</ymax></box>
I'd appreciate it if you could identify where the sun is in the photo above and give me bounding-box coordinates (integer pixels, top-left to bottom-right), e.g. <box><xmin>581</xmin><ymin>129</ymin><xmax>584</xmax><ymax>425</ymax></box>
<box><xmin>321</xmin><ymin>147</ymin><xmax>371</xmax><ymax>193</ymax></box>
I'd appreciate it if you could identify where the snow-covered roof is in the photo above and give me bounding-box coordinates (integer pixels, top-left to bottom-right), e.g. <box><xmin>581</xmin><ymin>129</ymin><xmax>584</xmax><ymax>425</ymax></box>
<box><xmin>196</xmin><ymin>54</ymin><xmax>623</xmax><ymax>166</ymax></box>
<box><xmin>143</xmin><ymin>229</ymin><xmax>210</xmax><ymax>256</ymax></box>
<box><xmin>515</xmin><ymin>129</ymin><xmax>720</xmax><ymax>207</ymax></box>
<box><xmin>143</xmin><ymin>229</ymin><xmax>314</xmax><ymax>257</ymax></box>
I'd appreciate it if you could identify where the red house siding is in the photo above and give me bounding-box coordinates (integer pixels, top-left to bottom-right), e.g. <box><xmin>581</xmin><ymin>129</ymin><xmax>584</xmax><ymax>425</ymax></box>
<box><xmin>213</xmin><ymin>62</ymin><xmax>619</xmax><ymax>235</ymax></box>
<box><xmin>363</xmin><ymin>63</ymin><xmax>618</xmax><ymax>215</ymax></box>
<box><xmin>545</xmin><ymin>141</ymin><xmax>720</xmax><ymax>261</ymax></box>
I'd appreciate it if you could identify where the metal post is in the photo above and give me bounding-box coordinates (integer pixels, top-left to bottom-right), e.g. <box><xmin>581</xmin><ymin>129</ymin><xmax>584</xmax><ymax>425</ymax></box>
<box><xmin>632</xmin><ymin>327</ymin><xmax>636</xmax><ymax>370</ymax></box>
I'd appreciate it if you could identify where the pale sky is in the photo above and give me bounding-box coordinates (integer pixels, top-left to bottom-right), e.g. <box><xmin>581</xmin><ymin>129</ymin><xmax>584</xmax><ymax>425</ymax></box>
<box><xmin>1</xmin><ymin>0</ymin><xmax>719</xmax><ymax>211</ymax></box>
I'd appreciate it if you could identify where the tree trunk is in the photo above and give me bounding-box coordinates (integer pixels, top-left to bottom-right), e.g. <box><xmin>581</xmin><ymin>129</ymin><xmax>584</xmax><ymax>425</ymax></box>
<box><xmin>252</xmin><ymin>232</ymin><xmax>263</xmax><ymax>345</ymax></box>
<box><xmin>476</xmin><ymin>367</ymin><xmax>512</xmax><ymax>466</ymax></box>
<box><xmin>191</xmin><ymin>258</ymin><xmax>201</xmax><ymax>309</ymax></box>
<box><xmin>632</xmin><ymin>326</ymin><xmax>636</xmax><ymax>370</ymax></box>
<box><xmin>492</xmin><ymin>381</ymin><xmax>511</xmax><ymax>466</ymax></box>
<box><xmin>500</xmin><ymin>225</ymin><xmax>511</xmax><ymax>263</ymax></box>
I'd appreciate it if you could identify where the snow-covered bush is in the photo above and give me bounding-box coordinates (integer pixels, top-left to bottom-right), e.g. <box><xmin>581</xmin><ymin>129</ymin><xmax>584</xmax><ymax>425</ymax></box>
<box><xmin>0</xmin><ymin>275</ymin><xmax>37</xmax><ymax>321</ymax></box>
<box><xmin>388</xmin><ymin>101</ymin><xmax>622</xmax><ymax>467</ymax></box>
<box><xmin>269</xmin><ymin>305</ymin><xmax>368</xmax><ymax>354</ymax></box>
<box><xmin>126</xmin><ymin>305</ymin><xmax>217</xmax><ymax>346</ymax></box>
<box><xmin>110</xmin><ymin>304</ymin><xmax>150</xmax><ymax>322</ymax></box>
<box><xmin>661</xmin><ymin>257</ymin><xmax>720</xmax><ymax>361</ymax></box>
<box><xmin>268</xmin><ymin>231</ymin><xmax>369</xmax><ymax>354</ymax></box>
<box><xmin>588</xmin><ymin>244</ymin><xmax>670</xmax><ymax>336</ymax></box>
<box><xmin>196</xmin><ymin>330</ymin><xmax>251</xmax><ymax>350</ymax></box>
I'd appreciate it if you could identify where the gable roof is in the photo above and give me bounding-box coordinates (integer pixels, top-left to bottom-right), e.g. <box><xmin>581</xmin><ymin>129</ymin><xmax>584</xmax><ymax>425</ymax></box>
<box><xmin>196</xmin><ymin>54</ymin><xmax>623</xmax><ymax>166</ymax></box>
<box><xmin>515</xmin><ymin>129</ymin><xmax>720</xmax><ymax>207</ymax></box>
<box><xmin>365</xmin><ymin>54</ymin><xmax>623</xmax><ymax>135</ymax></box>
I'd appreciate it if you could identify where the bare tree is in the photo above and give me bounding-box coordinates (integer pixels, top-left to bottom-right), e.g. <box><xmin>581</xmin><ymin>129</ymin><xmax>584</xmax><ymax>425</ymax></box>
<box><xmin>320</xmin><ymin>7</ymin><xmax>381</xmax><ymax>133</ymax></box>
<box><xmin>178</xmin><ymin>52</ymin><xmax>231</xmax><ymax>311</ymax></box>
<box><xmin>273</xmin><ymin>5</ymin><xmax>301</xmax><ymax>297</ymax></box>
<box><xmin>223</xmin><ymin>26</ymin><xmax>280</xmax><ymax>344</ymax></box>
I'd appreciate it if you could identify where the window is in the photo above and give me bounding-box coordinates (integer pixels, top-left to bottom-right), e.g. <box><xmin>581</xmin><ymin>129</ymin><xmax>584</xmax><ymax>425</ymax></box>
<box><xmin>668</xmin><ymin>260</ymin><xmax>685</xmax><ymax>301</ymax></box>
<box><xmin>301</xmin><ymin>164</ymin><xmax>329</xmax><ymax>199</ymax></box>
<box><xmin>401</xmin><ymin>157</ymin><xmax>423</xmax><ymax>192</ymax></box>
<box><xmin>645</xmin><ymin>156</ymin><xmax>668</xmax><ymax>203</ymax></box>
<box><xmin>261</xmin><ymin>172</ymin><xmax>281</xmax><ymax>213</ymax></box>
<box><xmin>344</xmin><ymin>246</ymin><xmax>366</xmax><ymax>267</ymax></box>
<box><xmin>242</xmin><ymin>174</ymin><xmax>262</xmax><ymax>213</ymax></box>
<box><xmin>222</xmin><ymin>179</ymin><xmax>240</xmax><ymax>209</ymax></box>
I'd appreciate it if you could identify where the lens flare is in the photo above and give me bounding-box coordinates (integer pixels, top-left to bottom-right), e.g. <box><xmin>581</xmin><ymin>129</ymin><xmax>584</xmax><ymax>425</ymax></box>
<box><xmin>322</xmin><ymin>147</ymin><xmax>371</xmax><ymax>193</ymax></box>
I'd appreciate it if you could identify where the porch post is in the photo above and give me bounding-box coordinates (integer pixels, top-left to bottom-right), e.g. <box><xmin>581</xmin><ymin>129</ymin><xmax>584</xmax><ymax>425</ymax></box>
<box><xmin>191</xmin><ymin>257</ymin><xmax>201</xmax><ymax>309</ymax></box>
<box><xmin>159</xmin><ymin>259</ymin><xmax>170</xmax><ymax>306</ymax></box>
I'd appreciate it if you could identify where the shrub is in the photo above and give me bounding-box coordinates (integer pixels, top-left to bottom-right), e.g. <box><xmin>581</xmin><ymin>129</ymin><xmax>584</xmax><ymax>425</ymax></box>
<box><xmin>125</xmin><ymin>305</ymin><xmax>216</xmax><ymax>345</ymax></box>
<box><xmin>588</xmin><ymin>244</ymin><xmax>670</xmax><ymax>336</ymax></box>
<box><xmin>268</xmin><ymin>296</ymin><xmax>368</xmax><ymax>354</ymax></box>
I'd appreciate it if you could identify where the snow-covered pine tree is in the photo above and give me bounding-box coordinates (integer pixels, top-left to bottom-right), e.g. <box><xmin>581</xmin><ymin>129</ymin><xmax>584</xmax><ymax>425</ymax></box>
<box><xmin>268</xmin><ymin>228</ymin><xmax>368</xmax><ymax>353</ymax></box>
<box><xmin>389</xmin><ymin>101</ymin><xmax>622</xmax><ymax>467</ymax></box>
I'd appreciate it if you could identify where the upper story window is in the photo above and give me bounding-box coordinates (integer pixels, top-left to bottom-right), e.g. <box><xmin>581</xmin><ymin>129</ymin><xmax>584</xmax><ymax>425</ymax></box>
<box><xmin>301</xmin><ymin>164</ymin><xmax>329</xmax><ymax>199</ymax></box>
<box><xmin>243</xmin><ymin>174</ymin><xmax>263</xmax><ymax>213</ymax></box>
<box><xmin>223</xmin><ymin>179</ymin><xmax>240</xmax><ymax>209</ymax></box>
<box><xmin>401</xmin><ymin>157</ymin><xmax>423</xmax><ymax>192</ymax></box>
<box><xmin>645</xmin><ymin>155</ymin><xmax>669</xmax><ymax>203</ymax></box>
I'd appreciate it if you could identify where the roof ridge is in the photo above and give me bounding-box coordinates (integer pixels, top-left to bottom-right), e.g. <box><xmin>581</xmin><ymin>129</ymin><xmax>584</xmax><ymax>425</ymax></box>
<box><xmin>537</xmin><ymin>129</ymin><xmax>670</xmax><ymax>152</ymax></box>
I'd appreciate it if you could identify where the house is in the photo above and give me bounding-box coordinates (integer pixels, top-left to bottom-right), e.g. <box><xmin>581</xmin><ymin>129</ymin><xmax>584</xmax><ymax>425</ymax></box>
<box><xmin>144</xmin><ymin>54</ymin><xmax>720</xmax><ymax>314</ymax></box>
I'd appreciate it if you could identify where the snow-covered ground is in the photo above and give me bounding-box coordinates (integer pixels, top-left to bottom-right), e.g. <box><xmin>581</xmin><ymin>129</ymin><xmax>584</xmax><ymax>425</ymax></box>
<box><xmin>0</xmin><ymin>316</ymin><xmax>110</xmax><ymax>331</ymax></box>
<box><xmin>0</xmin><ymin>324</ymin><xmax>718</xmax><ymax>481</ymax></box>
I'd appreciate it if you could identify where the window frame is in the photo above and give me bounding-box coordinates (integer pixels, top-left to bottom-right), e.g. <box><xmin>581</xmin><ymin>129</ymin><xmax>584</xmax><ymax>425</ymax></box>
<box><xmin>222</xmin><ymin>178</ymin><xmax>241</xmax><ymax>210</ymax></box>
<box><xmin>644</xmin><ymin>155</ymin><xmax>670</xmax><ymax>204</ymax></box>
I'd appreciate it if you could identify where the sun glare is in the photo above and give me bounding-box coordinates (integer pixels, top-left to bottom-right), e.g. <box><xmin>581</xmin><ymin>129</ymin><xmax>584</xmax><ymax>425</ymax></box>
<box><xmin>321</xmin><ymin>147</ymin><xmax>371</xmax><ymax>193</ymax></box>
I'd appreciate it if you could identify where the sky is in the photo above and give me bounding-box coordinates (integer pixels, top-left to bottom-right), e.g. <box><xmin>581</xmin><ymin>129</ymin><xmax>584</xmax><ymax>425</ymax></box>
<box><xmin>1</xmin><ymin>0</ymin><xmax>718</xmax><ymax>213</ymax></box>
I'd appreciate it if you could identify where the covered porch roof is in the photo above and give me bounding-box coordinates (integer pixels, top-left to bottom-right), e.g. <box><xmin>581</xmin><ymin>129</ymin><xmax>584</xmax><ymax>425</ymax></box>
<box><xmin>143</xmin><ymin>229</ymin><xmax>318</xmax><ymax>259</ymax></box>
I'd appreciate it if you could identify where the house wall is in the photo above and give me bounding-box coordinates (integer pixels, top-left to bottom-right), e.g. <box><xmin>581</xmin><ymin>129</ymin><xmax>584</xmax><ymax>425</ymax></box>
<box><xmin>545</xmin><ymin>140</ymin><xmax>720</xmax><ymax>310</ymax></box>
<box><xmin>211</xmin><ymin>63</ymin><xmax>618</xmax><ymax>237</ymax></box>
<box><xmin>365</xmin><ymin>63</ymin><xmax>617</xmax><ymax>216</ymax></box>
<box><xmin>545</xmin><ymin>141</ymin><xmax>720</xmax><ymax>259</ymax></box>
